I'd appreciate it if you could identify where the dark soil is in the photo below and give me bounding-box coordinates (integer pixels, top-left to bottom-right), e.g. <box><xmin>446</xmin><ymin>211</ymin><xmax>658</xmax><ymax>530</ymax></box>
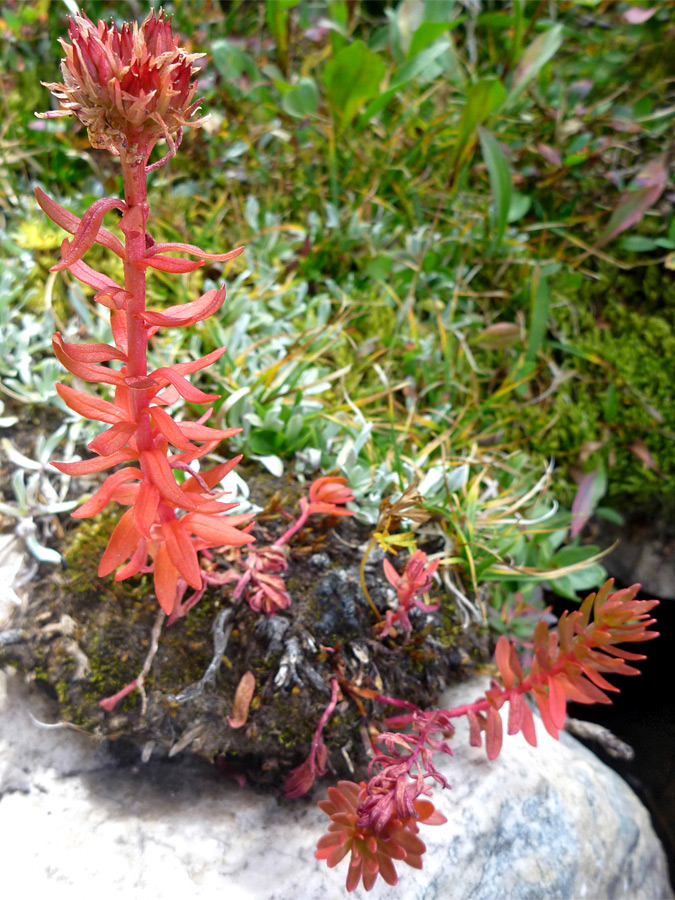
<box><xmin>0</xmin><ymin>450</ymin><xmax>488</xmax><ymax>791</ymax></box>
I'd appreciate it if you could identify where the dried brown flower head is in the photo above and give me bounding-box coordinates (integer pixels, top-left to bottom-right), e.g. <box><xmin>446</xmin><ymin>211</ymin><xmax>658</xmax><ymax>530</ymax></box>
<box><xmin>39</xmin><ymin>9</ymin><xmax>205</xmax><ymax>162</ymax></box>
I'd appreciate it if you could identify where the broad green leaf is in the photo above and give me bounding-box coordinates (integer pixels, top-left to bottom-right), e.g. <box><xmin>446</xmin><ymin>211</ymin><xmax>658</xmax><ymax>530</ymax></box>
<box><xmin>618</xmin><ymin>235</ymin><xmax>658</xmax><ymax>252</ymax></box>
<box><xmin>282</xmin><ymin>77</ymin><xmax>319</xmax><ymax>118</ymax></box>
<box><xmin>525</xmin><ymin>267</ymin><xmax>550</xmax><ymax>364</ymax></box>
<box><xmin>324</xmin><ymin>40</ymin><xmax>387</xmax><ymax>125</ymax></box>
<box><xmin>408</xmin><ymin>20</ymin><xmax>459</xmax><ymax>58</ymax></box>
<box><xmin>477</xmin><ymin>125</ymin><xmax>512</xmax><ymax>246</ymax></box>
<box><xmin>360</xmin><ymin>39</ymin><xmax>451</xmax><ymax>123</ymax></box>
<box><xmin>248</xmin><ymin>428</ymin><xmax>283</xmax><ymax>456</ymax></box>
<box><xmin>460</xmin><ymin>79</ymin><xmax>506</xmax><ymax>139</ymax></box>
<box><xmin>549</xmin><ymin>564</ymin><xmax>606</xmax><ymax>600</ymax></box>
<box><xmin>507</xmin><ymin>191</ymin><xmax>531</xmax><ymax>223</ymax></box>
<box><xmin>551</xmin><ymin>545</ymin><xmax>602</xmax><ymax>568</ymax></box>
<box><xmin>508</xmin><ymin>24</ymin><xmax>564</xmax><ymax>103</ymax></box>
<box><xmin>211</xmin><ymin>38</ymin><xmax>258</xmax><ymax>93</ymax></box>
<box><xmin>595</xmin><ymin>506</ymin><xmax>624</xmax><ymax>526</ymax></box>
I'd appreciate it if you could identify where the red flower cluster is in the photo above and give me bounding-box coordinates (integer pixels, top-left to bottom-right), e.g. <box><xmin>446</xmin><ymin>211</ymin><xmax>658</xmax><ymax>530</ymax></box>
<box><xmin>39</xmin><ymin>10</ymin><xmax>205</xmax><ymax>160</ymax></box>
<box><xmin>316</xmin><ymin>780</ymin><xmax>446</xmax><ymax>892</ymax></box>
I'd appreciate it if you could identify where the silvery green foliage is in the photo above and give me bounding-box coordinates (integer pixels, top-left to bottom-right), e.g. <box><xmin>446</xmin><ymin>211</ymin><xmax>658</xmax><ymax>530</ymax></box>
<box><xmin>0</xmin><ymin>427</ymin><xmax>78</xmax><ymax>564</ymax></box>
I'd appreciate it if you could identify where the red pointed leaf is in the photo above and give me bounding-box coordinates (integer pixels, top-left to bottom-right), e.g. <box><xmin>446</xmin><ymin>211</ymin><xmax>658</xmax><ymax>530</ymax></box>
<box><xmin>53</xmin><ymin>333</ymin><xmax>124</xmax><ymax>386</ymax></box>
<box><xmin>140</xmin><ymin>256</ymin><xmax>205</xmax><ymax>273</ymax></box>
<box><xmin>181</xmin><ymin>456</ymin><xmax>243</xmax><ymax>493</ymax></box>
<box><xmin>547</xmin><ymin>675</ymin><xmax>568</xmax><ymax>729</ymax></box>
<box><xmin>509</xmin><ymin>644</ymin><xmax>524</xmax><ymax>682</ymax></box>
<box><xmin>140</xmin><ymin>286</ymin><xmax>226</xmax><ymax>328</ymax></box>
<box><xmin>55</xmin><ymin>338</ymin><xmax>127</xmax><ymax>363</ymax></box>
<box><xmin>35</xmin><ymin>187</ymin><xmax>126</xmax><ymax>259</ymax></box>
<box><xmin>67</xmin><ymin>258</ymin><xmax>123</xmax><ymax>293</ymax></box>
<box><xmin>141</xmin><ymin>448</ymin><xmax>198</xmax><ymax>510</ymax></box>
<box><xmin>467</xmin><ymin>709</ymin><xmax>483</xmax><ymax>748</ymax></box>
<box><xmin>56</xmin><ymin>382</ymin><xmax>128</xmax><ymax>424</ymax></box>
<box><xmin>179</xmin><ymin>421</ymin><xmax>242</xmax><ymax>442</ymax></box>
<box><xmin>520</xmin><ymin>700</ymin><xmax>537</xmax><ymax>747</ymax></box>
<box><xmin>114</xmin><ymin>538</ymin><xmax>148</xmax><ymax>581</ymax></box>
<box><xmin>534</xmin><ymin>689</ymin><xmax>559</xmax><ymax>740</ymax></box>
<box><xmin>485</xmin><ymin>706</ymin><xmax>503</xmax><ymax>760</ymax></box>
<box><xmin>495</xmin><ymin>635</ymin><xmax>515</xmax><ymax>689</ymax></box>
<box><xmin>72</xmin><ymin>467</ymin><xmax>142</xmax><ymax>519</ymax></box>
<box><xmin>161</xmin><ymin>519</ymin><xmax>202</xmax><ymax>589</ymax></box>
<box><xmin>50</xmin><ymin>197</ymin><xmax>126</xmax><ymax>271</ymax></box>
<box><xmin>87</xmin><ymin>421</ymin><xmax>136</xmax><ymax>456</ymax></box>
<box><xmin>53</xmin><ymin>447</ymin><xmax>138</xmax><ymax>475</ymax></box>
<box><xmin>557</xmin><ymin>672</ymin><xmax>609</xmax><ymax>705</ymax></box>
<box><xmin>132</xmin><ymin>480</ymin><xmax>161</xmax><ymax>538</ymax></box>
<box><xmin>150</xmin><ymin>367</ymin><xmax>220</xmax><ymax>403</ymax></box>
<box><xmin>170</xmin><ymin>441</ymin><xmax>220</xmax><ymax>466</ymax></box>
<box><xmin>150</xmin><ymin>406</ymin><xmax>198</xmax><ymax>452</ymax></box>
<box><xmin>110</xmin><ymin>309</ymin><xmax>129</xmax><ymax>354</ymax></box>
<box><xmin>98</xmin><ymin>509</ymin><xmax>140</xmax><ymax>576</ymax></box>
<box><xmin>145</xmin><ymin>242</ymin><xmax>245</xmax><ymax>262</ymax></box>
<box><xmin>507</xmin><ymin>691</ymin><xmax>525</xmax><ymax>735</ymax></box>
<box><xmin>182</xmin><ymin>511</ymin><xmax>255</xmax><ymax>547</ymax></box>
<box><xmin>170</xmin><ymin>347</ymin><xmax>227</xmax><ymax>376</ymax></box>
<box><xmin>153</xmin><ymin>543</ymin><xmax>179</xmax><ymax>615</ymax></box>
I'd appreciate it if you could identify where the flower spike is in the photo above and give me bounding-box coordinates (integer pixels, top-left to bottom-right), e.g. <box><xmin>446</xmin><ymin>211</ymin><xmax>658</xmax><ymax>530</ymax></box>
<box><xmin>40</xmin><ymin>11</ymin><xmax>252</xmax><ymax>624</ymax></box>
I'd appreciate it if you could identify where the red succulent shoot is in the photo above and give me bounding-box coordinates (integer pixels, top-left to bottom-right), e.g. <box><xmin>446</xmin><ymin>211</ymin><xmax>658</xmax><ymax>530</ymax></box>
<box><xmin>307</xmin><ymin>476</ymin><xmax>355</xmax><ymax>516</ymax></box>
<box><xmin>316</xmin><ymin>780</ymin><xmax>446</xmax><ymax>892</ymax></box>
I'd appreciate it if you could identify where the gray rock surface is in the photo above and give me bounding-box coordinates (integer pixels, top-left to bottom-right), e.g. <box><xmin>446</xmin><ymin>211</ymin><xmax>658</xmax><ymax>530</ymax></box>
<box><xmin>0</xmin><ymin>669</ymin><xmax>672</xmax><ymax>900</ymax></box>
<box><xmin>597</xmin><ymin>517</ymin><xmax>675</xmax><ymax>600</ymax></box>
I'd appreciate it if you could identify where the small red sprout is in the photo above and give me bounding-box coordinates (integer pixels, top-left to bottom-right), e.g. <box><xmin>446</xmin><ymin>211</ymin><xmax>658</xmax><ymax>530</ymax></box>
<box><xmin>380</xmin><ymin>549</ymin><xmax>440</xmax><ymax>637</ymax></box>
<box><xmin>284</xmin><ymin>678</ymin><xmax>339</xmax><ymax>799</ymax></box>
<box><xmin>307</xmin><ymin>476</ymin><xmax>355</xmax><ymax>516</ymax></box>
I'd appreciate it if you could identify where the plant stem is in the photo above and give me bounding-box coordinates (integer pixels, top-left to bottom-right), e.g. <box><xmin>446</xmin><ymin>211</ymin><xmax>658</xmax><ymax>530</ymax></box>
<box><xmin>120</xmin><ymin>154</ymin><xmax>153</xmax><ymax>451</ymax></box>
<box><xmin>273</xmin><ymin>502</ymin><xmax>310</xmax><ymax>548</ymax></box>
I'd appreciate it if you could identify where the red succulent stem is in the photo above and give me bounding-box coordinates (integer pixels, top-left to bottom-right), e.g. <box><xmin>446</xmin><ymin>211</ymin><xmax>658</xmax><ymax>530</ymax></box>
<box><xmin>273</xmin><ymin>500</ymin><xmax>310</xmax><ymax>548</ymax></box>
<box><xmin>120</xmin><ymin>152</ymin><xmax>153</xmax><ymax>449</ymax></box>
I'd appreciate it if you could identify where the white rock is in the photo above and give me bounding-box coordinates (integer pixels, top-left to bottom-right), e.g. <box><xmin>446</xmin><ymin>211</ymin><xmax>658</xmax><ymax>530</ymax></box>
<box><xmin>0</xmin><ymin>670</ymin><xmax>671</xmax><ymax>900</ymax></box>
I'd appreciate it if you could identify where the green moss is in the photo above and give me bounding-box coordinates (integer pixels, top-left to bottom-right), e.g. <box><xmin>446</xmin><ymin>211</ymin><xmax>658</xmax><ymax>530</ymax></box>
<box><xmin>493</xmin><ymin>263</ymin><xmax>675</xmax><ymax>510</ymax></box>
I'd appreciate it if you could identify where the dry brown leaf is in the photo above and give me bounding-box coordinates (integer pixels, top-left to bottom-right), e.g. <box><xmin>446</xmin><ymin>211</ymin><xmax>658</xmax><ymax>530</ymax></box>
<box><xmin>228</xmin><ymin>670</ymin><xmax>256</xmax><ymax>729</ymax></box>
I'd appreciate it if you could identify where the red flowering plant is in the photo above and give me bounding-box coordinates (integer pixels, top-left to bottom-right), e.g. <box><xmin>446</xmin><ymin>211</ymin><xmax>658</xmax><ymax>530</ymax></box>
<box><xmin>37</xmin><ymin>11</ymin><xmax>355</xmax><ymax>709</ymax></box>
<box><xmin>314</xmin><ymin>578</ymin><xmax>658</xmax><ymax>892</ymax></box>
<box><xmin>37</xmin><ymin>10</ymin><xmax>258</xmax><ymax>626</ymax></box>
